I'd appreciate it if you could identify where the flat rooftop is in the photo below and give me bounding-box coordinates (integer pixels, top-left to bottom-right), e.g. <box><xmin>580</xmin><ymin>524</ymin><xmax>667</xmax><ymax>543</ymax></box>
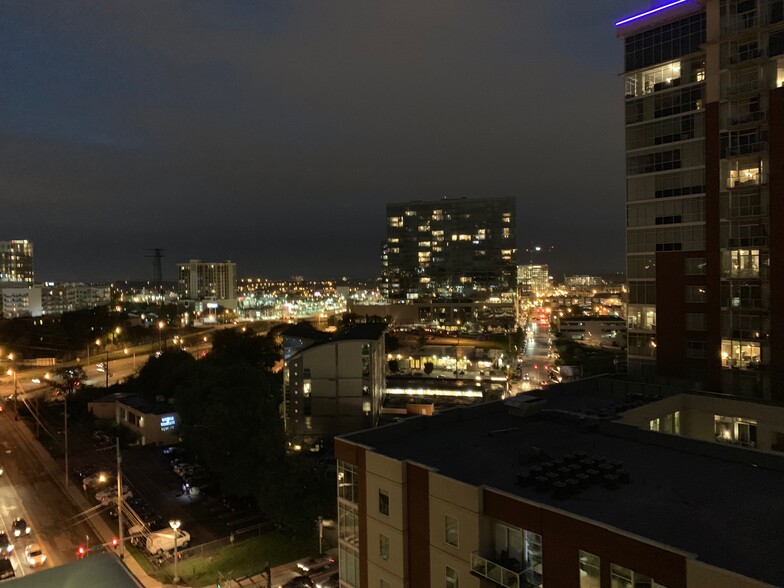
<box><xmin>343</xmin><ymin>382</ymin><xmax>784</xmax><ymax>585</ymax></box>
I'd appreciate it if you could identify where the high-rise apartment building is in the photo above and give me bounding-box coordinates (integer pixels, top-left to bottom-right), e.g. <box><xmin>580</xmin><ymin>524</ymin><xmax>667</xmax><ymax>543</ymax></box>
<box><xmin>0</xmin><ymin>240</ymin><xmax>34</xmax><ymax>285</ymax></box>
<box><xmin>618</xmin><ymin>0</ymin><xmax>784</xmax><ymax>399</ymax></box>
<box><xmin>382</xmin><ymin>197</ymin><xmax>517</xmax><ymax>301</ymax></box>
<box><xmin>177</xmin><ymin>259</ymin><xmax>237</xmax><ymax>305</ymax></box>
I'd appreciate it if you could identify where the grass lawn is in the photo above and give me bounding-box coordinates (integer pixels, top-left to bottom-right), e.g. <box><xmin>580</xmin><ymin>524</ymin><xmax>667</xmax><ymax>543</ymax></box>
<box><xmin>153</xmin><ymin>532</ymin><xmax>318</xmax><ymax>587</ymax></box>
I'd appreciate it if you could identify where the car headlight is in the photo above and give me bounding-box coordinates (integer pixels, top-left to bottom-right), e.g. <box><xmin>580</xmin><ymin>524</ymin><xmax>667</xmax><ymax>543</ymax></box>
<box><xmin>40</xmin><ymin>555</ymin><xmax>46</xmax><ymax>562</ymax></box>
<box><xmin>13</xmin><ymin>530</ymin><xmax>20</xmax><ymax>537</ymax></box>
<box><xmin>27</xmin><ymin>557</ymin><xmax>34</xmax><ymax>565</ymax></box>
<box><xmin>7</xmin><ymin>546</ymin><xmax>13</xmax><ymax>553</ymax></box>
<box><xmin>25</xmin><ymin>527</ymin><xmax>30</xmax><ymax>534</ymax></box>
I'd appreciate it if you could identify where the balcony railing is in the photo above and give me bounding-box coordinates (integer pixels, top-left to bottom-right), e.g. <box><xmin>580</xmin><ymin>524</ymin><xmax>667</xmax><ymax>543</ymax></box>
<box><xmin>470</xmin><ymin>553</ymin><xmax>542</xmax><ymax>588</ymax></box>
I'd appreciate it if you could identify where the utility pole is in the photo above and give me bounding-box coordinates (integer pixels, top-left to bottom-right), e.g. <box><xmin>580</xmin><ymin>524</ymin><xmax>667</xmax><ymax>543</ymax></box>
<box><xmin>116</xmin><ymin>422</ymin><xmax>125</xmax><ymax>560</ymax></box>
<box><xmin>64</xmin><ymin>391</ymin><xmax>69</xmax><ymax>487</ymax></box>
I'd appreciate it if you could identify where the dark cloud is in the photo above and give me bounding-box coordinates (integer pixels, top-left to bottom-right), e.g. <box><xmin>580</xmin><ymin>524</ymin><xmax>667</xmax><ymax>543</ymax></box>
<box><xmin>1</xmin><ymin>0</ymin><xmax>649</xmax><ymax>281</ymax></box>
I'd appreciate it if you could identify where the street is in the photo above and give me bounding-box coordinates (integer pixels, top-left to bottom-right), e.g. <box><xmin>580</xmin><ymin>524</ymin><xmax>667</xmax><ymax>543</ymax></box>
<box><xmin>0</xmin><ymin>412</ymin><xmax>98</xmax><ymax>577</ymax></box>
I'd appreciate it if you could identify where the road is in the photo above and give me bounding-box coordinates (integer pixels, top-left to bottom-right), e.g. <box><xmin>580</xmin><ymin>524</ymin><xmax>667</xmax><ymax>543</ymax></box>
<box><xmin>511</xmin><ymin>316</ymin><xmax>554</xmax><ymax>395</ymax></box>
<box><xmin>0</xmin><ymin>414</ymin><xmax>99</xmax><ymax>577</ymax></box>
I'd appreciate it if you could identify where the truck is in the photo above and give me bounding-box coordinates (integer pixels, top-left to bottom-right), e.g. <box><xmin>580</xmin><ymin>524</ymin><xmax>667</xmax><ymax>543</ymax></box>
<box><xmin>145</xmin><ymin>529</ymin><xmax>191</xmax><ymax>555</ymax></box>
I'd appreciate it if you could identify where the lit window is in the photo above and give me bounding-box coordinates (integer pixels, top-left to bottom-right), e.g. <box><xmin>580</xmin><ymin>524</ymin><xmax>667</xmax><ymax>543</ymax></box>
<box><xmin>445</xmin><ymin>515</ymin><xmax>459</xmax><ymax>547</ymax></box>
<box><xmin>379</xmin><ymin>534</ymin><xmax>390</xmax><ymax>560</ymax></box>
<box><xmin>579</xmin><ymin>551</ymin><xmax>600</xmax><ymax>588</ymax></box>
<box><xmin>445</xmin><ymin>566</ymin><xmax>458</xmax><ymax>588</ymax></box>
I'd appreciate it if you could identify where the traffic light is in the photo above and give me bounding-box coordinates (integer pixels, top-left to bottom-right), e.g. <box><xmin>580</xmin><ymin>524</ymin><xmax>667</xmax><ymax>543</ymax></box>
<box><xmin>77</xmin><ymin>546</ymin><xmax>86</xmax><ymax>559</ymax></box>
<box><xmin>111</xmin><ymin>537</ymin><xmax>119</xmax><ymax>549</ymax></box>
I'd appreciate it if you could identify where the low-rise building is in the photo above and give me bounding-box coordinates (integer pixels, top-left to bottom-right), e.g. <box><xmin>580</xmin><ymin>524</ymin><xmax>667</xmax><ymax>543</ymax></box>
<box><xmin>284</xmin><ymin>324</ymin><xmax>386</xmax><ymax>449</ymax></box>
<box><xmin>336</xmin><ymin>378</ymin><xmax>783</xmax><ymax>587</ymax></box>
<box><xmin>88</xmin><ymin>392</ymin><xmax>180</xmax><ymax>446</ymax></box>
<box><xmin>557</xmin><ymin>316</ymin><xmax>627</xmax><ymax>347</ymax></box>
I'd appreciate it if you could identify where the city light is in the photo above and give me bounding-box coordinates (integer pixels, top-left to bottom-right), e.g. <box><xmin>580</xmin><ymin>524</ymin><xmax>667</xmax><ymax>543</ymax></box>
<box><xmin>614</xmin><ymin>0</ymin><xmax>690</xmax><ymax>26</ymax></box>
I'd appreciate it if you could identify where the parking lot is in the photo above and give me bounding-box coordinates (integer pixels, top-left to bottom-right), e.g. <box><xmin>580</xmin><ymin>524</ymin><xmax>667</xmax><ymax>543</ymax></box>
<box><xmin>35</xmin><ymin>400</ymin><xmax>267</xmax><ymax>558</ymax></box>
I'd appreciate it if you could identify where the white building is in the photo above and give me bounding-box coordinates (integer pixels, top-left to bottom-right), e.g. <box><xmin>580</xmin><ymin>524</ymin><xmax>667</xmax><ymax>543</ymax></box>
<box><xmin>284</xmin><ymin>323</ymin><xmax>387</xmax><ymax>449</ymax></box>
<box><xmin>177</xmin><ymin>259</ymin><xmax>237</xmax><ymax>309</ymax></box>
<box><xmin>0</xmin><ymin>285</ymin><xmax>42</xmax><ymax>318</ymax></box>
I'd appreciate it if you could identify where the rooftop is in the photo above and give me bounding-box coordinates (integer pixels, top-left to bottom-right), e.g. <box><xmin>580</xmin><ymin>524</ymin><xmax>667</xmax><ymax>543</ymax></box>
<box><xmin>342</xmin><ymin>380</ymin><xmax>784</xmax><ymax>585</ymax></box>
<box><xmin>90</xmin><ymin>392</ymin><xmax>175</xmax><ymax>415</ymax></box>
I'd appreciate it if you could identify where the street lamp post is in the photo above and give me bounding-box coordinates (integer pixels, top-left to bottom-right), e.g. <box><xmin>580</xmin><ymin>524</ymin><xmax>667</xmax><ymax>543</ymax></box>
<box><xmin>169</xmin><ymin>519</ymin><xmax>181</xmax><ymax>584</ymax></box>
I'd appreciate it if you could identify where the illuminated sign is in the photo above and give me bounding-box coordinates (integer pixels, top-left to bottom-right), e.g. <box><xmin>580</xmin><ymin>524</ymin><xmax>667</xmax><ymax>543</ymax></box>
<box><xmin>161</xmin><ymin>415</ymin><xmax>176</xmax><ymax>432</ymax></box>
<box><xmin>207</xmin><ymin>303</ymin><xmax>218</xmax><ymax>309</ymax></box>
<box><xmin>615</xmin><ymin>0</ymin><xmax>690</xmax><ymax>27</ymax></box>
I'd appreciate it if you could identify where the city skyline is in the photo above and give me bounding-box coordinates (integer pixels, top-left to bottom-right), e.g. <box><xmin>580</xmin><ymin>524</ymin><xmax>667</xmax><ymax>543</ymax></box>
<box><xmin>1</xmin><ymin>1</ymin><xmax>651</xmax><ymax>282</ymax></box>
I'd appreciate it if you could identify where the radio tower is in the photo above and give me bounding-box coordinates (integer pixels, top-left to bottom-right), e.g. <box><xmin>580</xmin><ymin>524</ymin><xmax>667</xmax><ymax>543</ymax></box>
<box><xmin>144</xmin><ymin>248</ymin><xmax>164</xmax><ymax>286</ymax></box>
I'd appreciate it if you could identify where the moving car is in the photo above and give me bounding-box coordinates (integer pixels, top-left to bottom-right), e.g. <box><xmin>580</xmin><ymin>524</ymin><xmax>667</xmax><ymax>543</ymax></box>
<box><xmin>315</xmin><ymin>573</ymin><xmax>339</xmax><ymax>588</ymax></box>
<box><xmin>0</xmin><ymin>557</ymin><xmax>15</xmax><ymax>580</ymax></box>
<box><xmin>12</xmin><ymin>518</ymin><xmax>30</xmax><ymax>537</ymax></box>
<box><xmin>281</xmin><ymin>576</ymin><xmax>315</xmax><ymax>588</ymax></box>
<box><xmin>296</xmin><ymin>555</ymin><xmax>335</xmax><ymax>574</ymax></box>
<box><xmin>24</xmin><ymin>543</ymin><xmax>46</xmax><ymax>567</ymax></box>
<box><xmin>0</xmin><ymin>534</ymin><xmax>13</xmax><ymax>555</ymax></box>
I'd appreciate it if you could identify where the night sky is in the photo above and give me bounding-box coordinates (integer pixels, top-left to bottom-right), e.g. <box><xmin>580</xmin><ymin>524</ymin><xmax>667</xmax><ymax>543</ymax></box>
<box><xmin>2</xmin><ymin>1</ymin><xmax>651</xmax><ymax>282</ymax></box>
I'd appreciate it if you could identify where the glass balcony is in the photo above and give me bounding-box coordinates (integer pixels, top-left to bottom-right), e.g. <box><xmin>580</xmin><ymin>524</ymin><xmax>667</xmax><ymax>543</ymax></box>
<box><xmin>470</xmin><ymin>553</ymin><xmax>543</xmax><ymax>588</ymax></box>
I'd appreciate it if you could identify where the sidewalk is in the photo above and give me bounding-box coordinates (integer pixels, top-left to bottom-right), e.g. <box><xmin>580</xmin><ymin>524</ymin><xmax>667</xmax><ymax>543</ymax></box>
<box><xmin>12</xmin><ymin>418</ymin><xmax>165</xmax><ymax>587</ymax></box>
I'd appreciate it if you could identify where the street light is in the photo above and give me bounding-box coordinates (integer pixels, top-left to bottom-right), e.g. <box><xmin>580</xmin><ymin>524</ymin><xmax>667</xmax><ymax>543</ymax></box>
<box><xmin>6</xmin><ymin>365</ymin><xmax>17</xmax><ymax>420</ymax></box>
<box><xmin>169</xmin><ymin>519</ymin><xmax>181</xmax><ymax>584</ymax></box>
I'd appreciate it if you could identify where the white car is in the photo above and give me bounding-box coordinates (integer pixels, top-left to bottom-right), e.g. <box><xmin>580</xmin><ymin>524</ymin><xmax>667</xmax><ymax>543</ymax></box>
<box><xmin>24</xmin><ymin>543</ymin><xmax>46</xmax><ymax>567</ymax></box>
<box><xmin>95</xmin><ymin>486</ymin><xmax>133</xmax><ymax>505</ymax></box>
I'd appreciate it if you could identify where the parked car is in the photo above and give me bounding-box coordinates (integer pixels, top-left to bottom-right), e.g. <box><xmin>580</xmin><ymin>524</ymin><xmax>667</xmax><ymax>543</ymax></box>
<box><xmin>12</xmin><ymin>518</ymin><xmax>30</xmax><ymax>537</ymax></box>
<box><xmin>23</xmin><ymin>543</ymin><xmax>46</xmax><ymax>567</ymax></box>
<box><xmin>83</xmin><ymin>471</ymin><xmax>115</xmax><ymax>492</ymax></box>
<box><xmin>145</xmin><ymin>529</ymin><xmax>190</xmax><ymax>555</ymax></box>
<box><xmin>162</xmin><ymin>446</ymin><xmax>186</xmax><ymax>457</ymax></box>
<box><xmin>297</xmin><ymin>555</ymin><xmax>335</xmax><ymax>574</ymax></box>
<box><xmin>95</xmin><ymin>486</ymin><xmax>133</xmax><ymax>506</ymax></box>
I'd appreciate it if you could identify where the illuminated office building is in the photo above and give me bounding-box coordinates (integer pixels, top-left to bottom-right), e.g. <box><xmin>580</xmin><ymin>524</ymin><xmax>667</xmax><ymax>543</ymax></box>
<box><xmin>517</xmin><ymin>264</ymin><xmax>550</xmax><ymax>296</ymax></box>
<box><xmin>382</xmin><ymin>197</ymin><xmax>517</xmax><ymax>301</ymax></box>
<box><xmin>618</xmin><ymin>0</ymin><xmax>784</xmax><ymax>399</ymax></box>
<box><xmin>0</xmin><ymin>240</ymin><xmax>34</xmax><ymax>285</ymax></box>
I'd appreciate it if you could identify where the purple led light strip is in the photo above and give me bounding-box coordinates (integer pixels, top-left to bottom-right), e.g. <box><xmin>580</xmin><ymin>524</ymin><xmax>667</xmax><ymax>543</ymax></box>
<box><xmin>615</xmin><ymin>0</ymin><xmax>691</xmax><ymax>27</ymax></box>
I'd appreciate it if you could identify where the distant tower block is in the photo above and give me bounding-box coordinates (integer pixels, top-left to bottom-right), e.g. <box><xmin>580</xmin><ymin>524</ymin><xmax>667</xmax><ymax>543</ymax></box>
<box><xmin>145</xmin><ymin>248</ymin><xmax>164</xmax><ymax>285</ymax></box>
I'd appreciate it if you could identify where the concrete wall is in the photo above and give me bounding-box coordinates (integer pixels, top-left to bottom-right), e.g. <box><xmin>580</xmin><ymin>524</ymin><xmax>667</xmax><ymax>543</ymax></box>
<box><xmin>365</xmin><ymin>452</ymin><xmax>407</xmax><ymax>586</ymax></box>
<box><xmin>428</xmin><ymin>473</ymin><xmax>481</xmax><ymax>588</ymax></box>
<box><xmin>687</xmin><ymin>559</ymin><xmax>772</xmax><ymax>588</ymax></box>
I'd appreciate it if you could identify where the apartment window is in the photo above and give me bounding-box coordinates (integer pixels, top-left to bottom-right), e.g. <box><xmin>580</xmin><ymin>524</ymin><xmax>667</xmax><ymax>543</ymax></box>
<box><xmin>337</xmin><ymin>462</ymin><xmax>358</xmax><ymax>503</ymax></box>
<box><xmin>379</xmin><ymin>534</ymin><xmax>390</xmax><ymax>561</ymax></box>
<box><xmin>611</xmin><ymin>564</ymin><xmax>668</xmax><ymax>588</ymax></box>
<box><xmin>445</xmin><ymin>566</ymin><xmax>459</xmax><ymax>588</ymax></box>
<box><xmin>715</xmin><ymin>415</ymin><xmax>757</xmax><ymax>447</ymax></box>
<box><xmin>686</xmin><ymin>312</ymin><xmax>706</xmax><ymax>331</ymax></box>
<box><xmin>379</xmin><ymin>489</ymin><xmax>390</xmax><ymax>517</ymax></box>
<box><xmin>380</xmin><ymin>581</ymin><xmax>391</xmax><ymax>588</ymax></box>
<box><xmin>686</xmin><ymin>341</ymin><xmax>706</xmax><ymax>358</ymax></box>
<box><xmin>685</xmin><ymin>286</ymin><xmax>706</xmax><ymax>303</ymax></box>
<box><xmin>579</xmin><ymin>551</ymin><xmax>600</xmax><ymax>588</ymax></box>
<box><xmin>445</xmin><ymin>515</ymin><xmax>459</xmax><ymax>547</ymax></box>
<box><xmin>339</xmin><ymin>543</ymin><xmax>360</xmax><ymax>587</ymax></box>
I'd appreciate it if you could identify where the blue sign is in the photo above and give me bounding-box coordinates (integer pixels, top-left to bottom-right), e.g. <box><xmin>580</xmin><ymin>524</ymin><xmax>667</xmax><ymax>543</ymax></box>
<box><xmin>161</xmin><ymin>415</ymin><xmax>176</xmax><ymax>432</ymax></box>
